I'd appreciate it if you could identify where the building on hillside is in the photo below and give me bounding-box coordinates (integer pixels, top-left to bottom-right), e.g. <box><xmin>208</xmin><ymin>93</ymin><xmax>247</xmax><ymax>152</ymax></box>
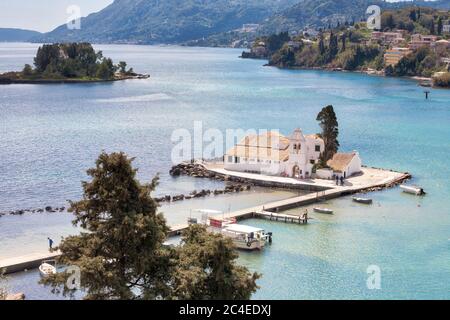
<box><xmin>303</xmin><ymin>28</ymin><xmax>319</xmax><ymax>38</ymax></box>
<box><xmin>436</xmin><ymin>39</ymin><xmax>450</xmax><ymax>49</ymax></box>
<box><xmin>241</xmin><ymin>24</ymin><xmax>260</xmax><ymax>33</ymax></box>
<box><xmin>326</xmin><ymin>152</ymin><xmax>362</xmax><ymax>179</ymax></box>
<box><xmin>224</xmin><ymin>129</ymin><xmax>324</xmax><ymax>179</ymax></box>
<box><xmin>443</xmin><ymin>21</ymin><xmax>450</xmax><ymax>33</ymax></box>
<box><xmin>409</xmin><ymin>34</ymin><xmax>438</xmax><ymax>50</ymax></box>
<box><xmin>371</xmin><ymin>31</ymin><xmax>405</xmax><ymax>45</ymax></box>
<box><xmin>287</xmin><ymin>41</ymin><xmax>301</xmax><ymax>49</ymax></box>
<box><xmin>384</xmin><ymin>47</ymin><xmax>412</xmax><ymax>66</ymax></box>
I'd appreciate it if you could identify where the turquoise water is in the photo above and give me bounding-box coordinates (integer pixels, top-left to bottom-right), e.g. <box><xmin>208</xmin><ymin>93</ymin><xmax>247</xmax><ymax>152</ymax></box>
<box><xmin>1</xmin><ymin>43</ymin><xmax>449</xmax><ymax>299</ymax></box>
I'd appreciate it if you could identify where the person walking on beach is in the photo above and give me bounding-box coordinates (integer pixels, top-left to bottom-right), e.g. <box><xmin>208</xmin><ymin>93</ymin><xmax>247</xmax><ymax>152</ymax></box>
<box><xmin>48</xmin><ymin>237</ymin><xmax>54</xmax><ymax>251</ymax></box>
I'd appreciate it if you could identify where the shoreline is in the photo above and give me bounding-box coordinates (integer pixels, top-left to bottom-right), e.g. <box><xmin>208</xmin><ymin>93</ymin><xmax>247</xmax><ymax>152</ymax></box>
<box><xmin>0</xmin><ymin>74</ymin><xmax>150</xmax><ymax>85</ymax></box>
<box><xmin>241</xmin><ymin>55</ymin><xmax>441</xmax><ymax>89</ymax></box>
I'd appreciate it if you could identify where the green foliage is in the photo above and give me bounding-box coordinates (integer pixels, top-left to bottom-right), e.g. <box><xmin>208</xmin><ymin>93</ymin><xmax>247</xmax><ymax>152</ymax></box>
<box><xmin>380</xmin><ymin>7</ymin><xmax>450</xmax><ymax>34</ymax></box>
<box><xmin>24</xmin><ymin>43</ymin><xmax>122</xmax><ymax>80</ymax></box>
<box><xmin>42</xmin><ymin>152</ymin><xmax>260</xmax><ymax>300</ymax></box>
<box><xmin>317</xmin><ymin>105</ymin><xmax>339</xmax><ymax>163</ymax></box>
<box><xmin>22</xmin><ymin>64</ymin><xmax>33</xmax><ymax>76</ymax></box>
<box><xmin>172</xmin><ymin>224</ymin><xmax>260</xmax><ymax>300</ymax></box>
<box><xmin>433</xmin><ymin>72</ymin><xmax>450</xmax><ymax>87</ymax></box>
<box><xmin>41</xmin><ymin>152</ymin><xmax>172</xmax><ymax>300</ymax></box>
<box><xmin>96</xmin><ymin>58</ymin><xmax>116</xmax><ymax>80</ymax></box>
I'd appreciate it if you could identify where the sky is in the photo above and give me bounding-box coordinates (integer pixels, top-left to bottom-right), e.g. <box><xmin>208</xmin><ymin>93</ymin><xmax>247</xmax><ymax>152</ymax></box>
<box><xmin>0</xmin><ymin>0</ymin><xmax>113</xmax><ymax>32</ymax></box>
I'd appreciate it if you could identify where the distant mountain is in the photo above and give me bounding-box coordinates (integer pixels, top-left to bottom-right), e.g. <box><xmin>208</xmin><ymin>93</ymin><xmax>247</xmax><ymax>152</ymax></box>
<box><xmin>0</xmin><ymin>28</ymin><xmax>42</xmax><ymax>42</ymax></box>
<box><xmin>260</xmin><ymin>0</ymin><xmax>450</xmax><ymax>34</ymax></box>
<box><xmin>38</xmin><ymin>0</ymin><xmax>298</xmax><ymax>44</ymax></box>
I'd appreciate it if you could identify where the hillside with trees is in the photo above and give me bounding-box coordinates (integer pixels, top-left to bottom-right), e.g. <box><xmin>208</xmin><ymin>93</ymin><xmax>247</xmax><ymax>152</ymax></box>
<box><xmin>260</xmin><ymin>0</ymin><xmax>450</xmax><ymax>34</ymax></box>
<box><xmin>0</xmin><ymin>43</ymin><xmax>144</xmax><ymax>84</ymax></box>
<box><xmin>246</xmin><ymin>6</ymin><xmax>450</xmax><ymax>86</ymax></box>
<box><xmin>37</xmin><ymin>0</ymin><xmax>298</xmax><ymax>44</ymax></box>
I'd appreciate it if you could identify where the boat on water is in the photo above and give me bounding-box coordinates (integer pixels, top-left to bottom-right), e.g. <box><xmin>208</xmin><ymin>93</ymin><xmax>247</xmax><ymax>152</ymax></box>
<box><xmin>353</xmin><ymin>197</ymin><xmax>373</xmax><ymax>205</ymax></box>
<box><xmin>400</xmin><ymin>184</ymin><xmax>426</xmax><ymax>196</ymax></box>
<box><xmin>39</xmin><ymin>260</ymin><xmax>57</xmax><ymax>277</ymax></box>
<box><xmin>221</xmin><ymin>224</ymin><xmax>272</xmax><ymax>251</ymax></box>
<box><xmin>191</xmin><ymin>210</ymin><xmax>273</xmax><ymax>251</ymax></box>
<box><xmin>313</xmin><ymin>207</ymin><xmax>334</xmax><ymax>214</ymax></box>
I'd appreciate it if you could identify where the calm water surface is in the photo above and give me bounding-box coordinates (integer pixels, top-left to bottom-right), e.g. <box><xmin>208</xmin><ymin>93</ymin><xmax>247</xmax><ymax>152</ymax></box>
<box><xmin>0</xmin><ymin>43</ymin><xmax>449</xmax><ymax>300</ymax></box>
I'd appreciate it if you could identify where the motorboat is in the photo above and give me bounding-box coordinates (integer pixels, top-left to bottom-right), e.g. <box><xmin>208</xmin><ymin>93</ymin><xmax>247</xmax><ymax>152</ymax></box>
<box><xmin>221</xmin><ymin>224</ymin><xmax>272</xmax><ymax>251</ymax></box>
<box><xmin>400</xmin><ymin>184</ymin><xmax>425</xmax><ymax>196</ymax></box>
<box><xmin>352</xmin><ymin>197</ymin><xmax>373</xmax><ymax>205</ymax></box>
<box><xmin>39</xmin><ymin>260</ymin><xmax>57</xmax><ymax>277</ymax></box>
<box><xmin>189</xmin><ymin>209</ymin><xmax>272</xmax><ymax>251</ymax></box>
<box><xmin>313</xmin><ymin>207</ymin><xmax>334</xmax><ymax>214</ymax></box>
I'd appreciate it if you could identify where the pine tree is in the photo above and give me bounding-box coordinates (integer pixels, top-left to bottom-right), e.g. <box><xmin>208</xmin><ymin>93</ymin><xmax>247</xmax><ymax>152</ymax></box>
<box><xmin>437</xmin><ymin>17</ymin><xmax>443</xmax><ymax>35</ymax></box>
<box><xmin>430</xmin><ymin>19</ymin><xmax>435</xmax><ymax>35</ymax></box>
<box><xmin>319</xmin><ymin>33</ymin><xmax>326</xmax><ymax>56</ymax></box>
<box><xmin>41</xmin><ymin>152</ymin><xmax>173</xmax><ymax>300</ymax></box>
<box><xmin>317</xmin><ymin>105</ymin><xmax>340</xmax><ymax>163</ymax></box>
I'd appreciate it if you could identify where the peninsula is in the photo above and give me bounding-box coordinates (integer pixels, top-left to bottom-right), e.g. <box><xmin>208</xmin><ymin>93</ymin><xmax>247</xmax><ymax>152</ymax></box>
<box><xmin>242</xmin><ymin>7</ymin><xmax>450</xmax><ymax>88</ymax></box>
<box><xmin>0</xmin><ymin>43</ymin><xmax>149</xmax><ymax>84</ymax></box>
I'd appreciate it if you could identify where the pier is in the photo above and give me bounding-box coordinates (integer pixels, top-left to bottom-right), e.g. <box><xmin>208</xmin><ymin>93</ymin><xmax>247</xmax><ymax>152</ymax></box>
<box><xmin>0</xmin><ymin>251</ymin><xmax>61</xmax><ymax>275</ymax></box>
<box><xmin>1</xmin><ymin>167</ymin><xmax>410</xmax><ymax>275</ymax></box>
<box><xmin>169</xmin><ymin>167</ymin><xmax>411</xmax><ymax>236</ymax></box>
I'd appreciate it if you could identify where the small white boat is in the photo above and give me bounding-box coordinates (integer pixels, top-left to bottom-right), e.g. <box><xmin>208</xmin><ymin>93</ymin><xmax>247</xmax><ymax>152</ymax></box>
<box><xmin>353</xmin><ymin>197</ymin><xmax>373</xmax><ymax>205</ymax></box>
<box><xmin>400</xmin><ymin>184</ymin><xmax>425</xmax><ymax>196</ymax></box>
<box><xmin>313</xmin><ymin>207</ymin><xmax>334</xmax><ymax>214</ymax></box>
<box><xmin>39</xmin><ymin>260</ymin><xmax>57</xmax><ymax>277</ymax></box>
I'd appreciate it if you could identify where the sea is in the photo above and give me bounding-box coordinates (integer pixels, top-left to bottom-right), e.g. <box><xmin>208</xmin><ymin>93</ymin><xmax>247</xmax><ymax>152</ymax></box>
<box><xmin>0</xmin><ymin>43</ymin><xmax>449</xmax><ymax>299</ymax></box>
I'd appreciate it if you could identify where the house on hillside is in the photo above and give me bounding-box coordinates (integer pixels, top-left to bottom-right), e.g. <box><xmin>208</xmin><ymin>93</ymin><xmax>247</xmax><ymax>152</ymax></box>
<box><xmin>224</xmin><ymin>129</ymin><xmax>324</xmax><ymax>179</ymax></box>
<box><xmin>409</xmin><ymin>34</ymin><xmax>438</xmax><ymax>50</ymax></box>
<box><xmin>384</xmin><ymin>47</ymin><xmax>412</xmax><ymax>66</ymax></box>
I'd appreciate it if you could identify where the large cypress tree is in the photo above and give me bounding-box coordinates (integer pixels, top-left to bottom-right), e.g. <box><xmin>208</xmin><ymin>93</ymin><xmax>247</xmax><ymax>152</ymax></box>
<box><xmin>317</xmin><ymin>105</ymin><xmax>340</xmax><ymax>164</ymax></box>
<box><xmin>42</xmin><ymin>152</ymin><xmax>173</xmax><ymax>300</ymax></box>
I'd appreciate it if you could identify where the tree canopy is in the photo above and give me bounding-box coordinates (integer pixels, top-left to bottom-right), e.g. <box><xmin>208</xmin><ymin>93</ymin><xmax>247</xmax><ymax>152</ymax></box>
<box><xmin>17</xmin><ymin>43</ymin><xmax>131</xmax><ymax>80</ymax></box>
<box><xmin>42</xmin><ymin>152</ymin><xmax>260</xmax><ymax>300</ymax></box>
<box><xmin>172</xmin><ymin>224</ymin><xmax>260</xmax><ymax>300</ymax></box>
<box><xmin>317</xmin><ymin>105</ymin><xmax>340</xmax><ymax>164</ymax></box>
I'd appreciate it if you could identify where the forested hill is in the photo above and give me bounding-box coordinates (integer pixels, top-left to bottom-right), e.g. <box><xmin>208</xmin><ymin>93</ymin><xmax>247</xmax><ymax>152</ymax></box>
<box><xmin>37</xmin><ymin>0</ymin><xmax>298</xmax><ymax>44</ymax></box>
<box><xmin>0</xmin><ymin>28</ymin><xmax>42</xmax><ymax>42</ymax></box>
<box><xmin>260</xmin><ymin>0</ymin><xmax>450</xmax><ymax>34</ymax></box>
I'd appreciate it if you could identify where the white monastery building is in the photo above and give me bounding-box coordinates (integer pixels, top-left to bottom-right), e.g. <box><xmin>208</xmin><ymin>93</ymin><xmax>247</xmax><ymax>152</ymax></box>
<box><xmin>224</xmin><ymin>129</ymin><xmax>362</xmax><ymax>179</ymax></box>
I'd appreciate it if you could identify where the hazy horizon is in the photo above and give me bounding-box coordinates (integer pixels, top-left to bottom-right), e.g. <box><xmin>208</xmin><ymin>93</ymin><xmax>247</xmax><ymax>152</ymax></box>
<box><xmin>0</xmin><ymin>0</ymin><xmax>113</xmax><ymax>33</ymax></box>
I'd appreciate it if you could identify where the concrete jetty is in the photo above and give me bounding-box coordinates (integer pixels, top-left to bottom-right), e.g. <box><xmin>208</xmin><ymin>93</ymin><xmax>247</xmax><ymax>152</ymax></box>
<box><xmin>168</xmin><ymin>167</ymin><xmax>411</xmax><ymax>236</ymax></box>
<box><xmin>1</xmin><ymin>167</ymin><xmax>410</xmax><ymax>274</ymax></box>
<box><xmin>0</xmin><ymin>251</ymin><xmax>61</xmax><ymax>275</ymax></box>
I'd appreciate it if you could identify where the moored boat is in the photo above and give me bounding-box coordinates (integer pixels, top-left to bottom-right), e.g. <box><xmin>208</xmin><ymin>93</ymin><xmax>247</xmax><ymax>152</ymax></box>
<box><xmin>313</xmin><ymin>207</ymin><xmax>334</xmax><ymax>214</ymax></box>
<box><xmin>400</xmin><ymin>184</ymin><xmax>425</xmax><ymax>196</ymax></box>
<box><xmin>39</xmin><ymin>260</ymin><xmax>56</xmax><ymax>277</ymax></box>
<box><xmin>352</xmin><ymin>197</ymin><xmax>373</xmax><ymax>205</ymax></box>
<box><xmin>221</xmin><ymin>224</ymin><xmax>272</xmax><ymax>251</ymax></box>
<box><xmin>189</xmin><ymin>210</ymin><xmax>272</xmax><ymax>251</ymax></box>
